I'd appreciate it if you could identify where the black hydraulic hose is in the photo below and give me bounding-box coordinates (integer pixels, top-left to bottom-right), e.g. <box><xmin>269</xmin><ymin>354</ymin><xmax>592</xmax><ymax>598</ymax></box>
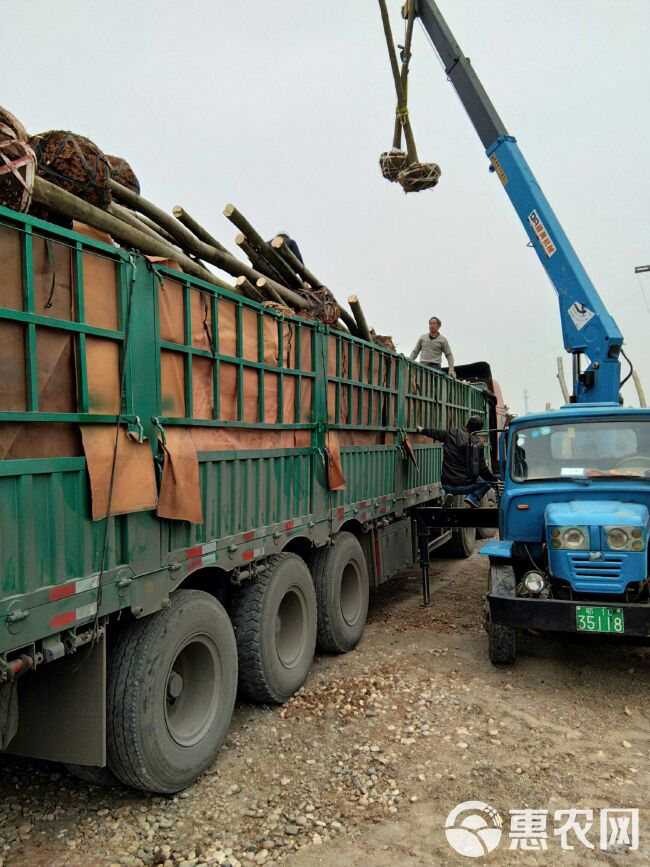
<box><xmin>620</xmin><ymin>349</ymin><xmax>633</xmax><ymax>388</ymax></box>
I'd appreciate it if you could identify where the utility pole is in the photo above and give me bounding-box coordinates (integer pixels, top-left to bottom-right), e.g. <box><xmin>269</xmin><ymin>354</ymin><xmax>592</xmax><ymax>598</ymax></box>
<box><xmin>523</xmin><ymin>388</ymin><xmax>530</xmax><ymax>414</ymax></box>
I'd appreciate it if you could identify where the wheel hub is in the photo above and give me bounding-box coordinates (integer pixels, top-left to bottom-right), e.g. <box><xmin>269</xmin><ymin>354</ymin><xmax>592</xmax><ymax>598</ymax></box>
<box><xmin>166</xmin><ymin>670</ymin><xmax>184</xmax><ymax>701</ymax></box>
<box><xmin>164</xmin><ymin>635</ymin><xmax>222</xmax><ymax>748</ymax></box>
<box><xmin>275</xmin><ymin>587</ymin><xmax>306</xmax><ymax>668</ymax></box>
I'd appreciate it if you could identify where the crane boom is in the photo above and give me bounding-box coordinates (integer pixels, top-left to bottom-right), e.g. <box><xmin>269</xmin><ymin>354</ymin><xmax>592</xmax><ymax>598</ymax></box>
<box><xmin>414</xmin><ymin>0</ymin><xmax>624</xmax><ymax>404</ymax></box>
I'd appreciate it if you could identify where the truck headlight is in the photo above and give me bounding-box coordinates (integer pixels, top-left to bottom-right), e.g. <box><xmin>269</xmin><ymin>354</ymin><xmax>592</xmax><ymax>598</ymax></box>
<box><xmin>549</xmin><ymin>526</ymin><xmax>589</xmax><ymax>550</ymax></box>
<box><xmin>604</xmin><ymin>526</ymin><xmax>645</xmax><ymax>551</ymax></box>
<box><xmin>523</xmin><ymin>571</ymin><xmax>545</xmax><ymax>594</ymax></box>
<box><xmin>563</xmin><ymin>527</ymin><xmax>586</xmax><ymax>549</ymax></box>
<box><xmin>606</xmin><ymin>527</ymin><xmax>628</xmax><ymax>549</ymax></box>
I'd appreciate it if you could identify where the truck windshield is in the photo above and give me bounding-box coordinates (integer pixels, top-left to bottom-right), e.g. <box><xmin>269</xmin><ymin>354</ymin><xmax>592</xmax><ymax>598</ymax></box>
<box><xmin>510</xmin><ymin>419</ymin><xmax>650</xmax><ymax>482</ymax></box>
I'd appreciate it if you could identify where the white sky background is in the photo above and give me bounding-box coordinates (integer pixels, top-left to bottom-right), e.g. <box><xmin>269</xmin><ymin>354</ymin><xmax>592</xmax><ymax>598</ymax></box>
<box><xmin>3</xmin><ymin>1</ymin><xmax>649</xmax><ymax>416</ymax></box>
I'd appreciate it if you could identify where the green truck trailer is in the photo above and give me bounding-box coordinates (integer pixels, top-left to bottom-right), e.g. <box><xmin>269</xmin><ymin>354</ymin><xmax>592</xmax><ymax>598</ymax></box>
<box><xmin>0</xmin><ymin>206</ymin><xmax>492</xmax><ymax>792</ymax></box>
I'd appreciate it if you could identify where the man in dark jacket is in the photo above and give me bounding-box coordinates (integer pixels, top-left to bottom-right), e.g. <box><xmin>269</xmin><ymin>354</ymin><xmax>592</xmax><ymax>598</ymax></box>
<box><xmin>416</xmin><ymin>415</ymin><xmax>500</xmax><ymax>508</ymax></box>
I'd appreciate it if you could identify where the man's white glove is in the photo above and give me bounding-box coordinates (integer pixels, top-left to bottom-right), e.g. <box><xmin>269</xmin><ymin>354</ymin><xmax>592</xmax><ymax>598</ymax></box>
<box><xmin>416</xmin><ymin>425</ymin><xmax>424</xmax><ymax>434</ymax></box>
<box><xmin>449</xmin><ymin>370</ymin><xmax>457</xmax><ymax>379</ymax></box>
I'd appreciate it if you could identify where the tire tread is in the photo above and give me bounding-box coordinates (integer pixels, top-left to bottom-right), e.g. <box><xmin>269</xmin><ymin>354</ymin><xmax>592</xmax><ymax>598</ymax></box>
<box><xmin>231</xmin><ymin>553</ymin><xmax>315</xmax><ymax>704</ymax></box>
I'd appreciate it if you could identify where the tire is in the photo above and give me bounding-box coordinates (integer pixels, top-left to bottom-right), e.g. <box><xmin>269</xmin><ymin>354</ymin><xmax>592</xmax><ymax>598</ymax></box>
<box><xmin>486</xmin><ymin>563</ymin><xmax>517</xmax><ymax>665</ymax></box>
<box><xmin>106</xmin><ymin>590</ymin><xmax>237</xmax><ymax>794</ymax></box>
<box><xmin>65</xmin><ymin>763</ymin><xmax>120</xmax><ymax>787</ymax></box>
<box><xmin>440</xmin><ymin>496</ymin><xmax>476</xmax><ymax>558</ymax></box>
<box><xmin>312</xmin><ymin>532</ymin><xmax>369</xmax><ymax>654</ymax></box>
<box><xmin>487</xmin><ymin>619</ymin><xmax>517</xmax><ymax>665</ymax></box>
<box><xmin>231</xmin><ymin>553</ymin><xmax>317</xmax><ymax>704</ymax></box>
<box><xmin>477</xmin><ymin>489</ymin><xmax>497</xmax><ymax>539</ymax></box>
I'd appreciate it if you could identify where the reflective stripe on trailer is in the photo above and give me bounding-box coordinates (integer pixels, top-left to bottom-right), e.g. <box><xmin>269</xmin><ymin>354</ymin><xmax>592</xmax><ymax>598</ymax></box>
<box><xmin>187</xmin><ymin>541</ymin><xmax>218</xmax><ymax>571</ymax></box>
<box><xmin>50</xmin><ymin>602</ymin><xmax>97</xmax><ymax>631</ymax></box>
<box><xmin>49</xmin><ymin>573</ymin><xmax>99</xmax><ymax>602</ymax></box>
<box><xmin>242</xmin><ymin>547</ymin><xmax>265</xmax><ymax>563</ymax></box>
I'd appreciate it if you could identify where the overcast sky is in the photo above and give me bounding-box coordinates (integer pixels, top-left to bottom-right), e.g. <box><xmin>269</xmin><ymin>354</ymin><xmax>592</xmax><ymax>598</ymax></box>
<box><xmin>4</xmin><ymin>1</ymin><xmax>649</xmax><ymax>415</ymax></box>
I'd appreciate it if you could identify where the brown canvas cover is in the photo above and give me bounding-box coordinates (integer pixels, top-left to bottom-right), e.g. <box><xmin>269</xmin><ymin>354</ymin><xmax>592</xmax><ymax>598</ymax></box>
<box><xmin>325</xmin><ymin>430</ymin><xmax>346</xmax><ymax>491</ymax></box>
<box><xmin>0</xmin><ymin>225</ymin><xmax>427</xmax><ymax>523</ymax></box>
<box><xmin>80</xmin><ymin>425</ymin><xmax>158</xmax><ymax>521</ymax></box>
<box><xmin>157</xmin><ymin>427</ymin><xmax>203</xmax><ymax>524</ymax></box>
<box><xmin>0</xmin><ymin>223</ymin><xmax>120</xmax><ymax>461</ymax></box>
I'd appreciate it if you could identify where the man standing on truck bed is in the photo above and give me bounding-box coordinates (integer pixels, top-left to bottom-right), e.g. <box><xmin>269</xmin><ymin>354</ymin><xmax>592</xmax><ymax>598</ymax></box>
<box><xmin>416</xmin><ymin>415</ymin><xmax>500</xmax><ymax>507</ymax></box>
<box><xmin>410</xmin><ymin>316</ymin><xmax>456</xmax><ymax>377</ymax></box>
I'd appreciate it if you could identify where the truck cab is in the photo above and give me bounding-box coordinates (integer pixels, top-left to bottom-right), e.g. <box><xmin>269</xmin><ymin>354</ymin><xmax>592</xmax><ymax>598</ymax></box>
<box><xmin>483</xmin><ymin>405</ymin><xmax>650</xmax><ymax>663</ymax></box>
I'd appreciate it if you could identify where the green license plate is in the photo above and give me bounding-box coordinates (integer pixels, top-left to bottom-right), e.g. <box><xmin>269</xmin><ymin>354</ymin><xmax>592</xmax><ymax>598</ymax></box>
<box><xmin>575</xmin><ymin>606</ymin><xmax>624</xmax><ymax>634</ymax></box>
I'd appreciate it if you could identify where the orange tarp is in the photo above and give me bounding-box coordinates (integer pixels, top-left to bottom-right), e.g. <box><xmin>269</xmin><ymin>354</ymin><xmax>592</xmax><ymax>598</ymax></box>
<box><xmin>80</xmin><ymin>426</ymin><xmax>158</xmax><ymax>521</ymax></box>
<box><xmin>157</xmin><ymin>427</ymin><xmax>203</xmax><ymax>524</ymax></box>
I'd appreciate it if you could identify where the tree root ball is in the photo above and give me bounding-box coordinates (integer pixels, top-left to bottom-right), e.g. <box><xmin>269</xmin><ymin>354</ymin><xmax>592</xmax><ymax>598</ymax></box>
<box><xmin>106</xmin><ymin>154</ymin><xmax>141</xmax><ymax>195</ymax></box>
<box><xmin>398</xmin><ymin>161</ymin><xmax>442</xmax><ymax>193</ymax></box>
<box><xmin>299</xmin><ymin>287</ymin><xmax>340</xmax><ymax>327</ymax></box>
<box><xmin>30</xmin><ymin>130</ymin><xmax>111</xmax><ymax>210</ymax></box>
<box><xmin>0</xmin><ymin>106</ymin><xmax>29</xmax><ymax>143</ymax></box>
<box><xmin>0</xmin><ymin>138</ymin><xmax>36</xmax><ymax>213</ymax></box>
<box><xmin>379</xmin><ymin>148</ymin><xmax>408</xmax><ymax>182</ymax></box>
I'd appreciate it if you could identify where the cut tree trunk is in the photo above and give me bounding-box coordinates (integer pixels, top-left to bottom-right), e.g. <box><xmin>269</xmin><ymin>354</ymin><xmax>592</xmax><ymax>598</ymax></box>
<box><xmin>236</xmin><ymin>275</ymin><xmax>267</xmax><ymax>303</ymax></box>
<box><xmin>255</xmin><ymin>278</ymin><xmax>286</xmax><ymax>305</ymax></box>
<box><xmin>172</xmin><ymin>206</ymin><xmax>229</xmax><ymax>254</ymax></box>
<box><xmin>339</xmin><ymin>307</ymin><xmax>362</xmax><ymax>337</ymax></box>
<box><xmin>271</xmin><ymin>235</ymin><xmax>322</xmax><ymax>289</ymax></box>
<box><xmin>378</xmin><ymin>0</ymin><xmax>419</xmax><ymax>164</ymax></box>
<box><xmin>223</xmin><ymin>204</ymin><xmax>303</xmax><ymax>290</ymax></box>
<box><xmin>33</xmin><ymin>176</ymin><xmax>236</xmax><ymax>292</ymax></box>
<box><xmin>109</xmin><ymin>202</ymin><xmax>190</xmax><ymax>256</ymax></box>
<box><xmin>392</xmin><ymin>0</ymin><xmax>416</xmax><ymax>149</ymax></box>
<box><xmin>347</xmin><ymin>295</ymin><xmax>373</xmax><ymax>342</ymax></box>
<box><xmin>235</xmin><ymin>233</ymin><xmax>286</xmax><ymax>284</ymax></box>
<box><xmin>110</xmin><ymin>180</ymin><xmax>306</xmax><ymax>310</ymax></box>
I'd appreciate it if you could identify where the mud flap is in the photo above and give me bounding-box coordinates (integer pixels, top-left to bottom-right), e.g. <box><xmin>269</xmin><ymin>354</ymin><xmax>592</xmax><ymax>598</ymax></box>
<box><xmin>6</xmin><ymin>632</ymin><xmax>106</xmax><ymax>766</ymax></box>
<box><xmin>0</xmin><ymin>681</ymin><xmax>18</xmax><ymax>750</ymax></box>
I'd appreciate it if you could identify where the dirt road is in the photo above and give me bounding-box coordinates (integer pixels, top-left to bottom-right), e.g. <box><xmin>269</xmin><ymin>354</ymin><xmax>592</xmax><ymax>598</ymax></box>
<box><xmin>2</xmin><ymin>543</ymin><xmax>650</xmax><ymax>866</ymax></box>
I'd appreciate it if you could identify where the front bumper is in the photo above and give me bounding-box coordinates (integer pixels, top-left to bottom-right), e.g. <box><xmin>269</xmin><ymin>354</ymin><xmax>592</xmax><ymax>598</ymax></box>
<box><xmin>488</xmin><ymin>594</ymin><xmax>650</xmax><ymax>637</ymax></box>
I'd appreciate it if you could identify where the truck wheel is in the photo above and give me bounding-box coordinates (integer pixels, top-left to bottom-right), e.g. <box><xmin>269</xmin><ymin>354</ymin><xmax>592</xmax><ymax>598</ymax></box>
<box><xmin>487</xmin><ymin>618</ymin><xmax>517</xmax><ymax>665</ymax></box>
<box><xmin>107</xmin><ymin>590</ymin><xmax>237</xmax><ymax>794</ymax></box>
<box><xmin>486</xmin><ymin>563</ymin><xmax>517</xmax><ymax>665</ymax></box>
<box><xmin>312</xmin><ymin>532</ymin><xmax>369</xmax><ymax>654</ymax></box>
<box><xmin>440</xmin><ymin>497</ymin><xmax>476</xmax><ymax>558</ymax></box>
<box><xmin>65</xmin><ymin>763</ymin><xmax>120</xmax><ymax>787</ymax></box>
<box><xmin>231</xmin><ymin>553</ymin><xmax>317</xmax><ymax>703</ymax></box>
<box><xmin>477</xmin><ymin>489</ymin><xmax>497</xmax><ymax>539</ymax></box>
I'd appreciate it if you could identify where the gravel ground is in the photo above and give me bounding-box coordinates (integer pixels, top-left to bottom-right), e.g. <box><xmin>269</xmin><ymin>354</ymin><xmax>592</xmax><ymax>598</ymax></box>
<box><xmin>2</xmin><ymin>543</ymin><xmax>650</xmax><ymax>866</ymax></box>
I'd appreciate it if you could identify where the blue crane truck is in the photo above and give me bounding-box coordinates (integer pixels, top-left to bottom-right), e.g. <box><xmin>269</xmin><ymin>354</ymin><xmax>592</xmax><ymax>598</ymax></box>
<box><xmin>411</xmin><ymin>0</ymin><xmax>650</xmax><ymax>663</ymax></box>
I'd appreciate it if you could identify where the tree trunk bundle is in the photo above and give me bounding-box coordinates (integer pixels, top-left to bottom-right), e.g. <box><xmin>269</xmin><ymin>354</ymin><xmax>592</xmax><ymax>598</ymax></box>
<box><xmin>0</xmin><ymin>103</ymin><xmax>388</xmax><ymax>345</ymax></box>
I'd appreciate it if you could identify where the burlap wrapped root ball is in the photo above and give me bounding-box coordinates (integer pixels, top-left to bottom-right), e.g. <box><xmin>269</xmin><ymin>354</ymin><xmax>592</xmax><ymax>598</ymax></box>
<box><xmin>0</xmin><ymin>105</ymin><xmax>36</xmax><ymax>213</ymax></box>
<box><xmin>398</xmin><ymin>161</ymin><xmax>442</xmax><ymax>193</ymax></box>
<box><xmin>106</xmin><ymin>154</ymin><xmax>140</xmax><ymax>194</ymax></box>
<box><xmin>0</xmin><ymin>106</ymin><xmax>29</xmax><ymax>143</ymax></box>
<box><xmin>30</xmin><ymin>130</ymin><xmax>112</xmax><ymax>210</ymax></box>
<box><xmin>379</xmin><ymin>148</ymin><xmax>408</xmax><ymax>182</ymax></box>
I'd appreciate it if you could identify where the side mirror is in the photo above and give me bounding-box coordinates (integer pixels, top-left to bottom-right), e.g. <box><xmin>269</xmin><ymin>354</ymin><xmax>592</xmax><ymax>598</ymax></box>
<box><xmin>499</xmin><ymin>426</ymin><xmax>509</xmax><ymax>481</ymax></box>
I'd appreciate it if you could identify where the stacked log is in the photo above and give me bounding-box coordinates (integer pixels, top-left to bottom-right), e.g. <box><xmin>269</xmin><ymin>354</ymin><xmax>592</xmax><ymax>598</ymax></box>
<box><xmin>0</xmin><ymin>103</ymin><xmax>384</xmax><ymax>344</ymax></box>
